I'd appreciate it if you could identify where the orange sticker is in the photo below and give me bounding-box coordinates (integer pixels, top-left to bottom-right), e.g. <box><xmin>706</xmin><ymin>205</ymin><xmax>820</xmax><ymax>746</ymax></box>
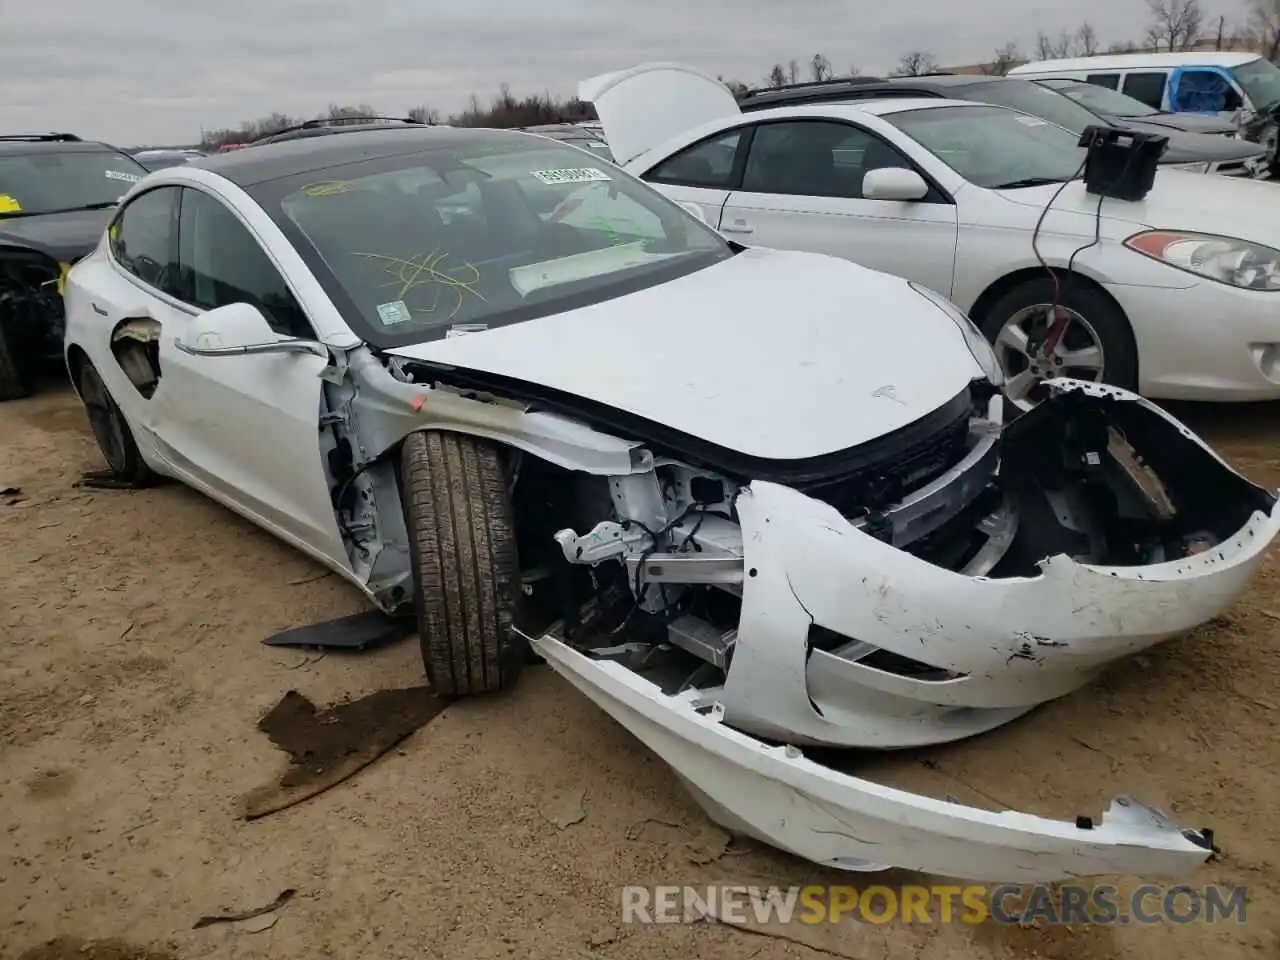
<box><xmin>411</xmin><ymin>394</ymin><xmax>428</xmax><ymax>412</ymax></box>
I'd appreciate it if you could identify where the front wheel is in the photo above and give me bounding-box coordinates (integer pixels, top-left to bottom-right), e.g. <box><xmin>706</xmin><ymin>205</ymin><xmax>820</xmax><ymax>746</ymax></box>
<box><xmin>400</xmin><ymin>430</ymin><xmax>524</xmax><ymax>698</ymax></box>
<box><xmin>980</xmin><ymin>276</ymin><xmax>1137</xmax><ymax>410</ymax></box>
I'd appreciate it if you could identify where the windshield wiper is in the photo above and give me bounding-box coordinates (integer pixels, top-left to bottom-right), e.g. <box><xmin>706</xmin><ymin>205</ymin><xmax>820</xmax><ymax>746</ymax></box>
<box><xmin>990</xmin><ymin>176</ymin><xmax>1067</xmax><ymax>189</ymax></box>
<box><xmin>0</xmin><ymin>200</ymin><xmax>118</xmax><ymax>219</ymax></box>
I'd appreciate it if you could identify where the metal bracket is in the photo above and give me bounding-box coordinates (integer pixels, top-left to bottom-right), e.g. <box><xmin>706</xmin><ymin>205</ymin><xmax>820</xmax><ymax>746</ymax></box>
<box><xmin>554</xmin><ymin>520</ymin><xmax>648</xmax><ymax>565</ymax></box>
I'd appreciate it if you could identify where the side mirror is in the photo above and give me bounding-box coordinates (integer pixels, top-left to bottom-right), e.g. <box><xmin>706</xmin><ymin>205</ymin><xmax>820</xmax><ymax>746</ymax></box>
<box><xmin>862</xmin><ymin>167</ymin><xmax>930</xmax><ymax>201</ymax></box>
<box><xmin>174</xmin><ymin>302</ymin><xmax>326</xmax><ymax>358</ymax></box>
<box><xmin>677</xmin><ymin>200</ymin><xmax>710</xmax><ymax>225</ymax></box>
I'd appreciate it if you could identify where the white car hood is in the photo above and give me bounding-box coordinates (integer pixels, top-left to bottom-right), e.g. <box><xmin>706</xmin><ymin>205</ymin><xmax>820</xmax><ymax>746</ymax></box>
<box><xmin>579</xmin><ymin>63</ymin><xmax>741</xmax><ymax>167</ymax></box>
<box><xmin>387</xmin><ymin>248</ymin><xmax>984</xmax><ymax>463</ymax></box>
<box><xmin>999</xmin><ymin>169</ymin><xmax>1280</xmax><ymax>244</ymax></box>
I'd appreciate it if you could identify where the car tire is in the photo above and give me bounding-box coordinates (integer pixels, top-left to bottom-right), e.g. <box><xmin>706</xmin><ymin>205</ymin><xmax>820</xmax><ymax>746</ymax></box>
<box><xmin>979</xmin><ymin>276</ymin><xmax>1137</xmax><ymax>399</ymax></box>
<box><xmin>0</xmin><ymin>321</ymin><xmax>33</xmax><ymax>401</ymax></box>
<box><xmin>400</xmin><ymin>429</ymin><xmax>524</xmax><ymax>698</ymax></box>
<box><xmin>76</xmin><ymin>360</ymin><xmax>153</xmax><ymax>484</ymax></box>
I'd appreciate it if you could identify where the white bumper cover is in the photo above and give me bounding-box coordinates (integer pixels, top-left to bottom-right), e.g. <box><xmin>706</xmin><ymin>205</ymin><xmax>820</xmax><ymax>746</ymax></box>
<box><xmin>533</xmin><ymin>635</ymin><xmax>1216</xmax><ymax>883</ymax></box>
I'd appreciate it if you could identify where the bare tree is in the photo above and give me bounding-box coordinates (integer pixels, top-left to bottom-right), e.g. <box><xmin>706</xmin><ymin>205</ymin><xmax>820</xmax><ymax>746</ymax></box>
<box><xmin>786</xmin><ymin>59</ymin><xmax>800</xmax><ymax>83</ymax></box>
<box><xmin>847</xmin><ymin>62</ymin><xmax>863</xmax><ymax>77</ymax></box>
<box><xmin>1145</xmin><ymin>0</ymin><xmax>1205</xmax><ymax>51</ymax></box>
<box><xmin>810</xmin><ymin>52</ymin><xmax>833</xmax><ymax>81</ymax></box>
<box><xmin>718</xmin><ymin>75</ymin><xmax>751</xmax><ymax>97</ymax></box>
<box><xmin>983</xmin><ymin>41</ymin><xmax>1023</xmax><ymax>75</ymax></box>
<box><xmin>1035</xmin><ymin>30</ymin><xmax>1072</xmax><ymax>59</ymax></box>
<box><xmin>894</xmin><ymin>50</ymin><xmax>939</xmax><ymax>76</ymax></box>
<box><xmin>1107</xmin><ymin>39</ymin><xmax>1141</xmax><ymax>52</ymax></box>
<box><xmin>765</xmin><ymin>63</ymin><xmax>788</xmax><ymax>87</ymax></box>
<box><xmin>407</xmin><ymin>105</ymin><xmax>440</xmax><ymax>124</ymax></box>
<box><xmin>1247</xmin><ymin>0</ymin><xmax>1280</xmax><ymax>61</ymax></box>
<box><xmin>1075</xmin><ymin>22</ymin><xmax>1100</xmax><ymax>55</ymax></box>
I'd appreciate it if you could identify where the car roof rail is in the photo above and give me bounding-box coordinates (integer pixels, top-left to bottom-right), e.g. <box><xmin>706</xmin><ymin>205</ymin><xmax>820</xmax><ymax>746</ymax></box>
<box><xmin>739</xmin><ymin>77</ymin><xmax>886</xmax><ymax>98</ymax></box>
<box><xmin>248</xmin><ymin>116</ymin><xmax>428</xmax><ymax>144</ymax></box>
<box><xmin>0</xmin><ymin>132</ymin><xmax>82</xmax><ymax>142</ymax></box>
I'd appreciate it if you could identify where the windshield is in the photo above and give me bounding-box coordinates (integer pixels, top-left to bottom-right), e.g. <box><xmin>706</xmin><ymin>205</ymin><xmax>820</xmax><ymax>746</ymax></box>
<box><xmin>1047</xmin><ymin>80</ymin><xmax>1160</xmax><ymax>118</ymax></box>
<box><xmin>1232</xmin><ymin>57</ymin><xmax>1280</xmax><ymax>111</ymax></box>
<box><xmin>260</xmin><ymin>136</ymin><xmax>731</xmax><ymax>347</ymax></box>
<box><xmin>887</xmin><ymin>104</ymin><xmax>1086</xmax><ymax>188</ymax></box>
<box><xmin>0</xmin><ymin>148</ymin><xmax>147</xmax><ymax>216</ymax></box>
<box><xmin>959</xmin><ymin>79</ymin><xmax>1104</xmax><ymax>135</ymax></box>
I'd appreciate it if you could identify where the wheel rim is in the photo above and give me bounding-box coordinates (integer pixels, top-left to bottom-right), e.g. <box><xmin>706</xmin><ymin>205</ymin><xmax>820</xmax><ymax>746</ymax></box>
<box><xmin>79</xmin><ymin>369</ymin><xmax>129</xmax><ymax>473</ymax></box>
<box><xmin>994</xmin><ymin>304</ymin><xmax>1107</xmax><ymax>411</ymax></box>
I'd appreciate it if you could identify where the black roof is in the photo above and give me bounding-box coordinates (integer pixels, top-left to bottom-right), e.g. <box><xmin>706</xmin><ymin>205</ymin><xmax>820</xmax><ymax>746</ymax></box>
<box><xmin>0</xmin><ymin>134</ymin><xmax>123</xmax><ymax>156</ymax></box>
<box><xmin>738</xmin><ymin>74</ymin><xmax>1005</xmax><ymax>111</ymax></box>
<box><xmin>193</xmin><ymin>125</ymin><xmax>556</xmax><ymax>187</ymax></box>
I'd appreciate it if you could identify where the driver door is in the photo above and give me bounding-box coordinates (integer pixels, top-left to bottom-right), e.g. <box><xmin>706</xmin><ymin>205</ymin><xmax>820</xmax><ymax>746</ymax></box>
<box><xmin>100</xmin><ymin>185</ymin><xmax>348</xmax><ymax>567</ymax></box>
<box><xmin>717</xmin><ymin>119</ymin><xmax>959</xmax><ymax>297</ymax></box>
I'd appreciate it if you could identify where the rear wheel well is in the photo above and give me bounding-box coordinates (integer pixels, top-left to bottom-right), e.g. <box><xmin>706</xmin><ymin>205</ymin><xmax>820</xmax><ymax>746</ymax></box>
<box><xmin>65</xmin><ymin>344</ymin><xmax>91</xmax><ymax>393</ymax></box>
<box><xmin>967</xmin><ymin>268</ymin><xmax>1138</xmax><ymax>380</ymax></box>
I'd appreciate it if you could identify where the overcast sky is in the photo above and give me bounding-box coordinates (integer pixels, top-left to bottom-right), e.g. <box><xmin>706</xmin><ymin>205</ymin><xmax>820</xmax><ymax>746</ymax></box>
<box><xmin>0</xmin><ymin>0</ymin><xmax>1247</xmax><ymax>145</ymax></box>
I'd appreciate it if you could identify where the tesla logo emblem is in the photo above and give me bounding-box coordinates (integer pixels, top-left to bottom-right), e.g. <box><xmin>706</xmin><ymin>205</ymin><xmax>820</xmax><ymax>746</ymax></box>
<box><xmin>871</xmin><ymin>385</ymin><xmax>905</xmax><ymax>404</ymax></box>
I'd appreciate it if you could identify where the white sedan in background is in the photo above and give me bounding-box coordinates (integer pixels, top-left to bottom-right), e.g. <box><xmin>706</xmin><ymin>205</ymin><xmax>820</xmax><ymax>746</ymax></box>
<box><xmin>581</xmin><ymin>63</ymin><xmax>1280</xmax><ymax>405</ymax></box>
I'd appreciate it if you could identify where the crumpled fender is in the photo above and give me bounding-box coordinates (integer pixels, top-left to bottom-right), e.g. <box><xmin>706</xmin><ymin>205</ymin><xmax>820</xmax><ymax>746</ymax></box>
<box><xmin>720</xmin><ymin>379</ymin><xmax>1280</xmax><ymax>747</ymax></box>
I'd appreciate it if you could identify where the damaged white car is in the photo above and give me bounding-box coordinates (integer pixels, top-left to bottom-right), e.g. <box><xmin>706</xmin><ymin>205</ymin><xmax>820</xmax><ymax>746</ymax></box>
<box><xmin>63</xmin><ymin>125</ymin><xmax>1277</xmax><ymax>882</ymax></box>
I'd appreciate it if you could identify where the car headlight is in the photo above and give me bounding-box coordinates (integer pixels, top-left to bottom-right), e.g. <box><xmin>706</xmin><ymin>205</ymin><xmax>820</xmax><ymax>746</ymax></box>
<box><xmin>908</xmin><ymin>281</ymin><xmax>1004</xmax><ymax>386</ymax></box>
<box><xmin>1124</xmin><ymin>230</ymin><xmax>1280</xmax><ymax>291</ymax></box>
<box><xmin>1169</xmin><ymin>161</ymin><xmax>1210</xmax><ymax>173</ymax></box>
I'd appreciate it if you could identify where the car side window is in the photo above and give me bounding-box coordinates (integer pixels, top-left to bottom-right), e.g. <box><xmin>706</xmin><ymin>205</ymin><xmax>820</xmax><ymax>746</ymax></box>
<box><xmin>1121</xmin><ymin>72</ymin><xmax>1168</xmax><ymax>109</ymax></box>
<box><xmin>176</xmin><ymin>188</ymin><xmax>313</xmax><ymax>339</ymax></box>
<box><xmin>645</xmin><ymin>130</ymin><xmax>744</xmax><ymax>189</ymax></box>
<box><xmin>1085</xmin><ymin>73</ymin><xmax>1121</xmax><ymax>90</ymax></box>
<box><xmin>109</xmin><ymin>187</ymin><xmax>180</xmax><ymax>294</ymax></box>
<box><xmin>740</xmin><ymin>120</ymin><xmax>913</xmax><ymax>200</ymax></box>
<box><xmin>1173</xmin><ymin>69</ymin><xmax>1240</xmax><ymax>112</ymax></box>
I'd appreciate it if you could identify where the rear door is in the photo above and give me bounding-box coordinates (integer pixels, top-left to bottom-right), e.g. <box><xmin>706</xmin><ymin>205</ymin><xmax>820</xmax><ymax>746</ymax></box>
<box><xmin>716</xmin><ymin>118</ymin><xmax>959</xmax><ymax>296</ymax></box>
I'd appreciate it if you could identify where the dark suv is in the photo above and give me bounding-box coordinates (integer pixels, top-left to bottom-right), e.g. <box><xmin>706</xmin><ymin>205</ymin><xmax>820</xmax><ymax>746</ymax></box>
<box><xmin>739</xmin><ymin>75</ymin><xmax>1268</xmax><ymax>178</ymax></box>
<box><xmin>0</xmin><ymin>134</ymin><xmax>149</xmax><ymax>399</ymax></box>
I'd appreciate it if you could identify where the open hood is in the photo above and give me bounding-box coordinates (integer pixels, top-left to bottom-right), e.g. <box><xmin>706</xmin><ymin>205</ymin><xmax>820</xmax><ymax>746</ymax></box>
<box><xmin>387</xmin><ymin>248</ymin><xmax>984</xmax><ymax>463</ymax></box>
<box><xmin>579</xmin><ymin>62</ymin><xmax>741</xmax><ymax>167</ymax></box>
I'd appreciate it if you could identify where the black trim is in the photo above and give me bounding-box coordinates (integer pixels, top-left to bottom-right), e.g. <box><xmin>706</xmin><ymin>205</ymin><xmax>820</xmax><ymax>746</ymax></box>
<box><xmin>396</xmin><ymin>357</ymin><xmax>977</xmax><ymax>485</ymax></box>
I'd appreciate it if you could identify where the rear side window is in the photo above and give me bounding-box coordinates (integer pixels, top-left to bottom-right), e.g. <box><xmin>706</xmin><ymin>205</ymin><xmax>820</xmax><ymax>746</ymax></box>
<box><xmin>646</xmin><ymin>130</ymin><xmax>745</xmax><ymax>189</ymax></box>
<box><xmin>1086</xmin><ymin>73</ymin><xmax>1121</xmax><ymax>89</ymax></box>
<box><xmin>1121</xmin><ymin>72</ymin><xmax>1168</xmax><ymax>108</ymax></box>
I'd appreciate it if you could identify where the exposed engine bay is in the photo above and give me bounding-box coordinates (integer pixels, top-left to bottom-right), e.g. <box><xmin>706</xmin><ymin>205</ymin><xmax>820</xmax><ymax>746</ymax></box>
<box><xmin>494</xmin><ymin>379</ymin><xmax>1272</xmax><ymax>702</ymax></box>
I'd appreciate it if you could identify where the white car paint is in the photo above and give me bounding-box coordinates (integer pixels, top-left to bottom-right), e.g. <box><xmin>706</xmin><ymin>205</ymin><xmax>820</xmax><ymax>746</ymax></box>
<box><xmin>580</xmin><ymin>63</ymin><xmax>1280</xmax><ymax>402</ymax></box>
<box><xmin>388</xmin><ymin>247</ymin><xmax>983</xmax><ymax>459</ymax></box>
<box><xmin>62</xmin><ymin>143</ymin><xmax>1269</xmax><ymax>883</ymax></box>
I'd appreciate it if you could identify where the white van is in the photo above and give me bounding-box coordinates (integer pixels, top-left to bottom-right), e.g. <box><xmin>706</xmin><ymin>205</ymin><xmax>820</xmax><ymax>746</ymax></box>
<box><xmin>1008</xmin><ymin>51</ymin><xmax>1280</xmax><ymax>114</ymax></box>
<box><xmin>1009</xmin><ymin>52</ymin><xmax>1280</xmax><ymax>170</ymax></box>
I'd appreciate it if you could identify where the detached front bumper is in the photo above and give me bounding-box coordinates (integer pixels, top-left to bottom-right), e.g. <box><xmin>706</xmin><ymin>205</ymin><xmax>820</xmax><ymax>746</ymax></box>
<box><xmin>723</xmin><ymin>381</ymin><xmax>1280</xmax><ymax>749</ymax></box>
<box><xmin>533</xmin><ymin>635</ymin><xmax>1217</xmax><ymax>883</ymax></box>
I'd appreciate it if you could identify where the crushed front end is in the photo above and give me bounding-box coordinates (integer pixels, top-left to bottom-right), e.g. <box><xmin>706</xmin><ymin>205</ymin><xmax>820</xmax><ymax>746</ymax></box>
<box><xmin>0</xmin><ymin>246</ymin><xmax>67</xmax><ymax>399</ymax></box>
<box><xmin>545</xmin><ymin>378</ymin><xmax>1279</xmax><ymax>748</ymax></box>
<box><xmin>532</xmin><ymin>377</ymin><xmax>1261</xmax><ymax>880</ymax></box>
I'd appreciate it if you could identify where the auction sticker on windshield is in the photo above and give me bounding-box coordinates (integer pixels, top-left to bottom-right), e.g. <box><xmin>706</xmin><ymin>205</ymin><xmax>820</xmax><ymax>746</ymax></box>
<box><xmin>376</xmin><ymin>300</ymin><xmax>413</xmax><ymax>325</ymax></box>
<box><xmin>531</xmin><ymin>167</ymin><xmax>612</xmax><ymax>184</ymax></box>
<box><xmin>105</xmin><ymin>170</ymin><xmax>142</xmax><ymax>184</ymax></box>
<box><xmin>0</xmin><ymin>194</ymin><xmax>21</xmax><ymax>213</ymax></box>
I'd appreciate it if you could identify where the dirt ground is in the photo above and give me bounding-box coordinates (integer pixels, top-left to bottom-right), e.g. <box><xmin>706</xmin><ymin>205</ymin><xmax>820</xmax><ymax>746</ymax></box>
<box><xmin>2</xmin><ymin>381</ymin><xmax>1279</xmax><ymax>960</ymax></box>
